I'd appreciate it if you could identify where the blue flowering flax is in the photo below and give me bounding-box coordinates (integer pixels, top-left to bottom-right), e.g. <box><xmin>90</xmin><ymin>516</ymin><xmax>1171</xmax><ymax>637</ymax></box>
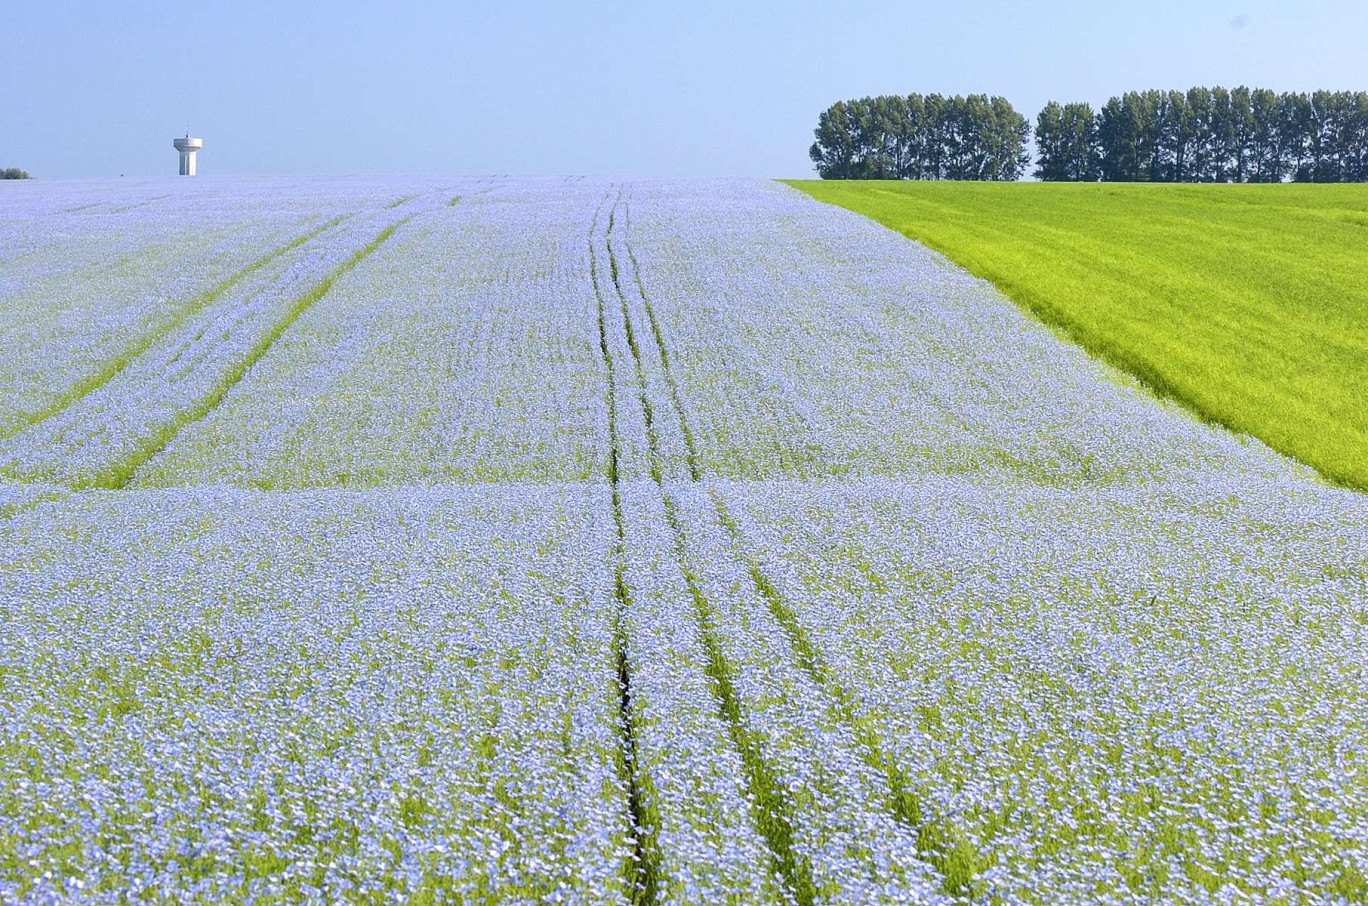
<box><xmin>0</xmin><ymin>485</ymin><xmax>635</xmax><ymax>904</ymax></box>
<box><xmin>0</xmin><ymin>177</ymin><xmax>1365</xmax><ymax>904</ymax></box>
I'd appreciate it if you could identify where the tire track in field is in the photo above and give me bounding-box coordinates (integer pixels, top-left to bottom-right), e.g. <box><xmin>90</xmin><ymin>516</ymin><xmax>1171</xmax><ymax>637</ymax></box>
<box><xmin>617</xmin><ymin>195</ymin><xmax>838</xmax><ymax>480</ymax></box>
<box><xmin>588</xmin><ymin>188</ymin><xmax>659</xmax><ymax>906</ymax></box>
<box><xmin>708</xmin><ymin>493</ymin><xmax>982</xmax><ymax>898</ymax></box>
<box><xmin>615</xmin><ymin>198</ymin><xmax>702</xmax><ymax>481</ymax></box>
<box><xmin>107</xmin><ymin>194</ymin><xmax>173</xmax><ymax>215</ymax></box>
<box><xmin>0</xmin><ymin>214</ymin><xmax>354</xmax><ymax>442</ymax></box>
<box><xmin>601</xmin><ymin>195</ymin><xmax>812</xmax><ymax>905</ymax></box>
<box><xmin>101</xmin><ymin>215</ymin><xmax>411</xmax><ymax>489</ymax></box>
<box><xmin>616</xmin><ymin>189</ymin><xmax>978</xmax><ymax>899</ymax></box>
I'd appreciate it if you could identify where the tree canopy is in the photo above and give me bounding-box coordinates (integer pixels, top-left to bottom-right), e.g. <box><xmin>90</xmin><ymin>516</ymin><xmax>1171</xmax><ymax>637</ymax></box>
<box><xmin>813</xmin><ymin>88</ymin><xmax>1368</xmax><ymax>182</ymax></box>
<box><xmin>1034</xmin><ymin>102</ymin><xmax>1100</xmax><ymax>181</ymax></box>
<box><xmin>1038</xmin><ymin>87</ymin><xmax>1368</xmax><ymax>183</ymax></box>
<box><xmin>1</xmin><ymin>168</ymin><xmax>32</xmax><ymax>180</ymax></box>
<box><xmin>810</xmin><ymin>94</ymin><xmax>1030</xmax><ymax>181</ymax></box>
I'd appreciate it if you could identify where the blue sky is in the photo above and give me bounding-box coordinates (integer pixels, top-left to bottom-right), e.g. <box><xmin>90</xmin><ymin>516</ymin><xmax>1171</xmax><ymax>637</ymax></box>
<box><xmin>3</xmin><ymin>0</ymin><xmax>1365</xmax><ymax>178</ymax></box>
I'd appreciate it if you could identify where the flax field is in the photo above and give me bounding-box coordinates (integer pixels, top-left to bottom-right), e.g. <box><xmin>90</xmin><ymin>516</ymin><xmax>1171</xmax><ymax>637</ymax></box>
<box><xmin>1</xmin><ymin>177</ymin><xmax>1366</xmax><ymax>905</ymax></box>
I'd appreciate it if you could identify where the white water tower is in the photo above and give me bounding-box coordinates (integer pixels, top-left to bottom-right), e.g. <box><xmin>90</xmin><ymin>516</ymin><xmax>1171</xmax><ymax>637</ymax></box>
<box><xmin>173</xmin><ymin>134</ymin><xmax>203</xmax><ymax>176</ymax></box>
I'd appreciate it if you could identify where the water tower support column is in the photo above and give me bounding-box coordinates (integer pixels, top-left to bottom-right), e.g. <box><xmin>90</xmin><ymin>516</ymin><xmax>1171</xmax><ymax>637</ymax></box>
<box><xmin>173</xmin><ymin>134</ymin><xmax>203</xmax><ymax>176</ymax></box>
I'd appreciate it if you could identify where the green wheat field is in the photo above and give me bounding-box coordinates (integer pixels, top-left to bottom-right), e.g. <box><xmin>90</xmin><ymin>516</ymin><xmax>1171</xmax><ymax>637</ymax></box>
<box><xmin>787</xmin><ymin>180</ymin><xmax>1368</xmax><ymax>490</ymax></box>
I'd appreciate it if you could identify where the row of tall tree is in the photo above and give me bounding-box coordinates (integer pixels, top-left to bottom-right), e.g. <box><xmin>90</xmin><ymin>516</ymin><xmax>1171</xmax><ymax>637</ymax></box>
<box><xmin>809</xmin><ymin>94</ymin><xmax>1030</xmax><ymax>181</ymax></box>
<box><xmin>811</xmin><ymin>88</ymin><xmax>1368</xmax><ymax>182</ymax></box>
<box><xmin>0</xmin><ymin>168</ymin><xmax>31</xmax><ymax>179</ymax></box>
<box><xmin>1036</xmin><ymin>88</ymin><xmax>1368</xmax><ymax>183</ymax></box>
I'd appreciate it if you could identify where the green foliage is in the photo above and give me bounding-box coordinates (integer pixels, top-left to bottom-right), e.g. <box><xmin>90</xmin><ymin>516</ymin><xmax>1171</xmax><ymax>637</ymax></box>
<box><xmin>809</xmin><ymin>94</ymin><xmax>1030</xmax><ymax>181</ymax></box>
<box><xmin>784</xmin><ymin>179</ymin><xmax>1368</xmax><ymax>489</ymax></box>
<box><xmin>1035</xmin><ymin>102</ymin><xmax>1100</xmax><ymax>181</ymax></box>
<box><xmin>1</xmin><ymin>168</ymin><xmax>32</xmax><ymax>180</ymax></box>
<box><xmin>1038</xmin><ymin>86</ymin><xmax>1368</xmax><ymax>183</ymax></box>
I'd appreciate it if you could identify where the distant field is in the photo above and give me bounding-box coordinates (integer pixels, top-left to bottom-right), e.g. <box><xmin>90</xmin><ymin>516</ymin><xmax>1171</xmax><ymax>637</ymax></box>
<box><xmin>784</xmin><ymin>180</ymin><xmax>1368</xmax><ymax>490</ymax></box>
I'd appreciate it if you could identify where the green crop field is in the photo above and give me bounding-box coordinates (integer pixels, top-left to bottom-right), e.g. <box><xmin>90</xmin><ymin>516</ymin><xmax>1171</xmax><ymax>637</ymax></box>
<box><xmin>784</xmin><ymin>180</ymin><xmax>1368</xmax><ymax>490</ymax></box>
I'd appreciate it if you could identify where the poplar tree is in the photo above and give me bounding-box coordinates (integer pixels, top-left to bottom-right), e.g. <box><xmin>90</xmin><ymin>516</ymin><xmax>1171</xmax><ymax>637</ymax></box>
<box><xmin>810</xmin><ymin>94</ymin><xmax>1030</xmax><ymax>180</ymax></box>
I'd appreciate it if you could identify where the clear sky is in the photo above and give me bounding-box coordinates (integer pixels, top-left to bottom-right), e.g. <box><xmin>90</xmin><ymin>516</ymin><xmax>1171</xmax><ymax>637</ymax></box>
<box><xmin>3</xmin><ymin>0</ymin><xmax>1366</xmax><ymax>179</ymax></box>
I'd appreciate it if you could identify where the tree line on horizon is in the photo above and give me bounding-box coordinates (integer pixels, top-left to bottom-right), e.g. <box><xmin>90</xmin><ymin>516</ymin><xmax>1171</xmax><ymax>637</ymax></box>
<box><xmin>808</xmin><ymin>94</ymin><xmax>1030</xmax><ymax>180</ymax></box>
<box><xmin>1</xmin><ymin>168</ymin><xmax>32</xmax><ymax>179</ymax></box>
<box><xmin>1040</xmin><ymin>88</ymin><xmax>1368</xmax><ymax>182</ymax></box>
<box><xmin>811</xmin><ymin>88</ymin><xmax>1368</xmax><ymax>183</ymax></box>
